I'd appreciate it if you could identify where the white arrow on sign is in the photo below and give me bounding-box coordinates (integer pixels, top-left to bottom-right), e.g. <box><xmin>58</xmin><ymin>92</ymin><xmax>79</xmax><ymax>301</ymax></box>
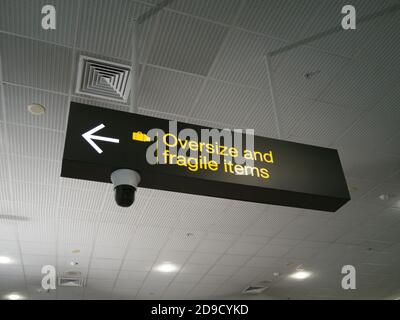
<box><xmin>82</xmin><ymin>124</ymin><xmax>119</xmax><ymax>154</ymax></box>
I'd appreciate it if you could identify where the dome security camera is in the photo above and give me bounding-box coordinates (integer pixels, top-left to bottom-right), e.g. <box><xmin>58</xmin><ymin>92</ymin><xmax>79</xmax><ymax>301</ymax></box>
<box><xmin>110</xmin><ymin>169</ymin><xmax>141</xmax><ymax>207</ymax></box>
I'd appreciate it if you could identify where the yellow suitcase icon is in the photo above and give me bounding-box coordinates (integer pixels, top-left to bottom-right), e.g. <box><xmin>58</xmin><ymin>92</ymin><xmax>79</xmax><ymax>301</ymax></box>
<box><xmin>132</xmin><ymin>131</ymin><xmax>151</xmax><ymax>142</ymax></box>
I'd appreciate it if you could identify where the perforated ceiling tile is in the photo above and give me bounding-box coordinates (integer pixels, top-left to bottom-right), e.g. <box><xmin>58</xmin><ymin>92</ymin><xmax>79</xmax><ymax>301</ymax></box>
<box><xmin>3</xmin><ymin>84</ymin><xmax>69</xmax><ymax>131</ymax></box>
<box><xmin>147</xmin><ymin>10</ymin><xmax>228</xmax><ymax>75</ymax></box>
<box><xmin>289</xmin><ymin>102</ymin><xmax>361</xmax><ymax>145</ymax></box>
<box><xmin>139</xmin><ymin>66</ymin><xmax>203</xmax><ymax>115</ymax></box>
<box><xmin>236</xmin><ymin>0</ymin><xmax>324</xmax><ymax>41</ymax></box>
<box><xmin>335</xmin><ymin>87</ymin><xmax>400</xmax><ymax>152</ymax></box>
<box><xmin>0</xmin><ymin>0</ymin><xmax>79</xmax><ymax>46</ymax></box>
<box><xmin>6</xmin><ymin>124</ymin><xmax>65</xmax><ymax>161</ymax></box>
<box><xmin>143</xmin><ymin>0</ymin><xmax>242</xmax><ymax>24</ymax></box>
<box><xmin>274</xmin><ymin>46</ymin><xmax>350</xmax><ymax>100</ymax></box>
<box><xmin>191</xmin><ymin>80</ymin><xmax>264</xmax><ymax>127</ymax></box>
<box><xmin>8</xmin><ymin>156</ymin><xmax>60</xmax><ymax>186</ymax></box>
<box><xmin>301</xmin><ymin>0</ymin><xmax>399</xmax><ymax>57</ymax></box>
<box><xmin>0</xmin><ymin>33</ymin><xmax>72</xmax><ymax>94</ymax></box>
<box><xmin>77</xmin><ymin>0</ymin><xmax>151</xmax><ymax>60</ymax></box>
<box><xmin>209</xmin><ymin>29</ymin><xmax>285</xmax><ymax>89</ymax></box>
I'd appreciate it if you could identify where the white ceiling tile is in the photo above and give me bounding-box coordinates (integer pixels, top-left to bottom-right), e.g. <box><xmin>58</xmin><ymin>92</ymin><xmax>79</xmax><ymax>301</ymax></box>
<box><xmin>90</xmin><ymin>259</ymin><xmax>122</xmax><ymax>270</ymax></box>
<box><xmin>147</xmin><ymin>11</ymin><xmax>228</xmax><ymax>75</ymax></box>
<box><xmin>0</xmin><ymin>33</ymin><xmax>72</xmax><ymax>93</ymax></box>
<box><xmin>321</xmin><ymin>62</ymin><xmax>399</xmax><ymax>112</ymax></box>
<box><xmin>77</xmin><ymin>0</ymin><xmax>151</xmax><ymax>60</ymax></box>
<box><xmin>121</xmin><ymin>260</ymin><xmax>153</xmax><ymax>273</ymax></box>
<box><xmin>174</xmin><ymin>272</ymin><xmax>203</xmax><ymax>283</ymax></box>
<box><xmin>303</xmin><ymin>0</ymin><xmax>398</xmax><ymax>57</ymax></box>
<box><xmin>216</xmin><ymin>254</ymin><xmax>250</xmax><ymax>267</ymax></box>
<box><xmin>289</xmin><ymin>102</ymin><xmax>361</xmax><ymax>145</ymax></box>
<box><xmin>227</xmin><ymin>241</ymin><xmax>264</xmax><ymax>255</ymax></box>
<box><xmin>180</xmin><ymin>263</ymin><xmax>211</xmax><ymax>275</ymax></box>
<box><xmin>338</xmin><ymin>148</ymin><xmax>400</xmax><ymax>181</ymax></box>
<box><xmin>257</xmin><ymin>244</ymin><xmax>292</xmax><ymax>258</ymax></box>
<box><xmin>3</xmin><ymin>84</ymin><xmax>69</xmax><ymax>131</ymax></box>
<box><xmin>191</xmin><ymin>80</ymin><xmax>265</xmax><ymax>127</ymax></box>
<box><xmin>18</xmin><ymin>219</ymin><xmax>57</xmax><ymax>243</ymax></box>
<box><xmin>196</xmin><ymin>239</ymin><xmax>233</xmax><ymax>254</ymax></box>
<box><xmin>147</xmin><ymin>0</ymin><xmax>242</xmax><ymax>24</ymax></box>
<box><xmin>58</xmin><ymin>219</ymin><xmax>97</xmax><ymax>244</ymax></box>
<box><xmin>0</xmin><ymin>224</ymin><xmax>17</xmax><ymax>241</ymax></box>
<box><xmin>58</xmin><ymin>187</ymin><xmax>105</xmax><ymax>211</ymax></box>
<box><xmin>92</xmin><ymin>245</ymin><xmax>126</xmax><ymax>260</ymax></box>
<box><xmin>156</xmin><ymin>250</ymin><xmax>191</xmax><ymax>265</ymax></box>
<box><xmin>188</xmin><ymin>252</ymin><xmax>220</xmax><ymax>265</ymax></box>
<box><xmin>95</xmin><ymin>222</ymin><xmax>135</xmax><ymax>247</ymax></box>
<box><xmin>9</xmin><ymin>156</ymin><xmax>60</xmax><ymax>186</ymax></box>
<box><xmin>335</xmin><ymin>86</ymin><xmax>400</xmax><ymax>152</ymax></box>
<box><xmin>125</xmin><ymin>247</ymin><xmax>159</xmax><ymax>261</ymax></box>
<box><xmin>20</xmin><ymin>241</ymin><xmax>56</xmax><ymax>256</ymax></box>
<box><xmin>7</xmin><ymin>124</ymin><xmax>65</xmax><ymax>160</ymax></box>
<box><xmin>139</xmin><ymin>66</ymin><xmax>203</xmax><ymax>116</ymax></box>
<box><xmin>274</xmin><ymin>46</ymin><xmax>350</xmax><ymax>100</ymax></box>
<box><xmin>245</xmin><ymin>256</ymin><xmax>277</xmax><ymax>268</ymax></box>
<box><xmin>0</xmin><ymin>0</ymin><xmax>79</xmax><ymax>46</ymax></box>
<box><xmin>210</xmin><ymin>29</ymin><xmax>285</xmax><ymax>88</ymax></box>
<box><xmin>236</xmin><ymin>0</ymin><xmax>323</xmax><ymax>41</ymax></box>
<box><xmin>164</xmin><ymin>229</ymin><xmax>204</xmax><ymax>251</ymax></box>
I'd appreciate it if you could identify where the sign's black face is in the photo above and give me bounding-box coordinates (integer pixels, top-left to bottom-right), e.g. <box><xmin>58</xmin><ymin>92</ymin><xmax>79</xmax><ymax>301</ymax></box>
<box><xmin>62</xmin><ymin>102</ymin><xmax>350</xmax><ymax>212</ymax></box>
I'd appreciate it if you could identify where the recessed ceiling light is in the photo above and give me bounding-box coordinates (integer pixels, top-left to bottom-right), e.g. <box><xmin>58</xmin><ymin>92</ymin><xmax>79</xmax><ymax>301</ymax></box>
<box><xmin>27</xmin><ymin>103</ymin><xmax>46</xmax><ymax>115</ymax></box>
<box><xmin>289</xmin><ymin>270</ymin><xmax>311</xmax><ymax>280</ymax></box>
<box><xmin>0</xmin><ymin>256</ymin><xmax>12</xmax><ymax>264</ymax></box>
<box><xmin>379</xmin><ymin>194</ymin><xmax>390</xmax><ymax>201</ymax></box>
<box><xmin>154</xmin><ymin>262</ymin><xmax>179</xmax><ymax>273</ymax></box>
<box><xmin>6</xmin><ymin>293</ymin><xmax>23</xmax><ymax>300</ymax></box>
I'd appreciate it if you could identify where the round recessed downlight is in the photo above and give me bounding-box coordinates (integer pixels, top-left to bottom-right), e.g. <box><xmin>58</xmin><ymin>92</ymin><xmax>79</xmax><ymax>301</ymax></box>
<box><xmin>27</xmin><ymin>103</ymin><xmax>46</xmax><ymax>115</ymax></box>
<box><xmin>155</xmin><ymin>262</ymin><xmax>179</xmax><ymax>273</ymax></box>
<box><xmin>289</xmin><ymin>270</ymin><xmax>311</xmax><ymax>280</ymax></box>
<box><xmin>6</xmin><ymin>293</ymin><xmax>22</xmax><ymax>300</ymax></box>
<box><xmin>0</xmin><ymin>256</ymin><xmax>12</xmax><ymax>264</ymax></box>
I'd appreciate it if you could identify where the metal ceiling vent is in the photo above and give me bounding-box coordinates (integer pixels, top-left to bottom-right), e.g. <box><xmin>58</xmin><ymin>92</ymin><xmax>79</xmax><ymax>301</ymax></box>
<box><xmin>76</xmin><ymin>55</ymin><xmax>132</xmax><ymax>103</ymax></box>
<box><xmin>58</xmin><ymin>275</ymin><xmax>85</xmax><ymax>288</ymax></box>
<box><xmin>242</xmin><ymin>284</ymin><xmax>269</xmax><ymax>295</ymax></box>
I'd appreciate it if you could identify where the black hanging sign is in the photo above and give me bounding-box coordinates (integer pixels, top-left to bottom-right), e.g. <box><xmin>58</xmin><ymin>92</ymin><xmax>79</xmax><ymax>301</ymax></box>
<box><xmin>61</xmin><ymin>102</ymin><xmax>350</xmax><ymax>212</ymax></box>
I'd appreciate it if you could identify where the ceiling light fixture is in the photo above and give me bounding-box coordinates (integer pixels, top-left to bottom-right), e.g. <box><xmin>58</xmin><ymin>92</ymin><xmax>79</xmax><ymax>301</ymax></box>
<box><xmin>27</xmin><ymin>103</ymin><xmax>46</xmax><ymax>115</ymax></box>
<box><xmin>289</xmin><ymin>270</ymin><xmax>311</xmax><ymax>280</ymax></box>
<box><xmin>0</xmin><ymin>256</ymin><xmax>12</xmax><ymax>264</ymax></box>
<box><xmin>6</xmin><ymin>293</ymin><xmax>22</xmax><ymax>300</ymax></box>
<box><xmin>379</xmin><ymin>194</ymin><xmax>390</xmax><ymax>201</ymax></box>
<box><xmin>154</xmin><ymin>262</ymin><xmax>179</xmax><ymax>273</ymax></box>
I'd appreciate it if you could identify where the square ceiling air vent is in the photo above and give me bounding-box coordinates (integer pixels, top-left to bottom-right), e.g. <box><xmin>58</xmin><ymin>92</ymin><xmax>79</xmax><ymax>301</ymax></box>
<box><xmin>75</xmin><ymin>55</ymin><xmax>132</xmax><ymax>103</ymax></box>
<box><xmin>242</xmin><ymin>285</ymin><xmax>269</xmax><ymax>294</ymax></box>
<box><xmin>58</xmin><ymin>276</ymin><xmax>85</xmax><ymax>288</ymax></box>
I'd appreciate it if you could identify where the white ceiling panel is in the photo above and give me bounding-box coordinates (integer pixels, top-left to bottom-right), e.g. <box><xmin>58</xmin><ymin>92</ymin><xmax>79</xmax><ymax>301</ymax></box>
<box><xmin>143</xmin><ymin>0</ymin><xmax>242</xmax><ymax>24</ymax></box>
<box><xmin>147</xmin><ymin>11</ymin><xmax>228</xmax><ymax>75</ymax></box>
<box><xmin>289</xmin><ymin>102</ymin><xmax>361</xmax><ymax>145</ymax></box>
<box><xmin>0</xmin><ymin>0</ymin><xmax>79</xmax><ymax>46</ymax></box>
<box><xmin>0</xmin><ymin>33</ymin><xmax>72</xmax><ymax>93</ymax></box>
<box><xmin>77</xmin><ymin>0</ymin><xmax>151</xmax><ymax>60</ymax></box>
<box><xmin>321</xmin><ymin>62</ymin><xmax>399</xmax><ymax>112</ymax></box>
<box><xmin>6</xmin><ymin>124</ymin><xmax>65</xmax><ymax>161</ymax></box>
<box><xmin>191</xmin><ymin>80</ymin><xmax>264</xmax><ymax>126</ymax></box>
<box><xmin>335</xmin><ymin>85</ymin><xmax>400</xmax><ymax>152</ymax></box>
<box><xmin>274</xmin><ymin>46</ymin><xmax>350</xmax><ymax>100</ymax></box>
<box><xmin>235</xmin><ymin>0</ymin><xmax>324</xmax><ymax>41</ymax></box>
<box><xmin>139</xmin><ymin>66</ymin><xmax>203</xmax><ymax>115</ymax></box>
<box><xmin>209</xmin><ymin>29</ymin><xmax>285</xmax><ymax>88</ymax></box>
<box><xmin>3</xmin><ymin>84</ymin><xmax>69</xmax><ymax>131</ymax></box>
